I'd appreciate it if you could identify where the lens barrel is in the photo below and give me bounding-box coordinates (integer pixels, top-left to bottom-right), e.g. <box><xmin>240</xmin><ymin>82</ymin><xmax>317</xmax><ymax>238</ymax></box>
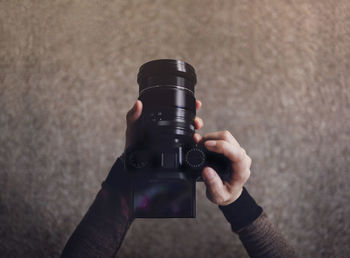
<box><xmin>137</xmin><ymin>59</ymin><xmax>197</xmax><ymax>94</ymax></box>
<box><xmin>137</xmin><ymin>59</ymin><xmax>197</xmax><ymax>142</ymax></box>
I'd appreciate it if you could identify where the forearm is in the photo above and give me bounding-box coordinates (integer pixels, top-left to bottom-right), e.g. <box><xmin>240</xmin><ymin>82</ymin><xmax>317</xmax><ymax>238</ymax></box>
<box><xmin>61</xmin><ymin>187</ymin><xmax>131</xmax><ymax>258</ymax></box>
<box><xmin>61</xmin><ymin>157</ymin><xmax>132</xmax><ymax>258</ymax></box>
<box><xmin>237</xmin><ymin>212</ymin><xmax>297</xmax><ymax>258</ymax></box>
<box><xmin>219</xmin><ymin>188</ymin><xmax>297</xmax><ymax>258</ymax></box>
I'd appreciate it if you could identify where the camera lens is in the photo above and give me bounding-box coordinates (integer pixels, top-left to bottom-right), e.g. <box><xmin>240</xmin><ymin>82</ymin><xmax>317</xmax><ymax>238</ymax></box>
<box><xmin>137</xmin><ymin>59</ymin><xmax>197</xmax><ymax>94</ymax></box>
<box><xmin>137</xmin><ymin>59</ymin><xmax>197</xmax><ymax>144</ymax></box>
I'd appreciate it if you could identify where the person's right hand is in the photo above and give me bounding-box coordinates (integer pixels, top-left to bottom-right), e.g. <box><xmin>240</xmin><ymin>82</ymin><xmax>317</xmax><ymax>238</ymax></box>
<box><xmin>194</xmin><ymin>130</ymin><xmax>252</xmax><ymax>206</ymax></box>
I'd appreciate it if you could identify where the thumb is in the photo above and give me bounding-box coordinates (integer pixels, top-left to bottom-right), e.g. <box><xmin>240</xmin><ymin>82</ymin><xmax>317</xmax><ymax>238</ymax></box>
<box><xmin>202</xmin><ymin>167</ymin><xmax>224</xmax><ymax>202</ymax></box>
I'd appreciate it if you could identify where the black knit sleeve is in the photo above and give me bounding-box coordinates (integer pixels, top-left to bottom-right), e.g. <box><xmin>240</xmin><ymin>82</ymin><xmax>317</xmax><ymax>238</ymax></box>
<box><xmin>219</xmin><ymin>187</ymin><xmax>263</xmax><ymax>232</ymax></box>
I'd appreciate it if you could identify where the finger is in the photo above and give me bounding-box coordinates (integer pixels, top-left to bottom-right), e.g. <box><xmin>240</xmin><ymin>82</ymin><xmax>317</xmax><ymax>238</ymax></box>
<box><xmin>200</xmin><ymin>130</ymin><xmax>237</xmax><ymax>145</ymax></box>
<box><xmin>228</xmin><ymin>152</ymin><xmax>251</xmax><ymax>186</ymax></box>
<box><xmin>204</xmin><ymin>140</ymin><xmax>251</xmax><ymax>186</ymax></box>
<box><xmin>193</xmin><ymin>133</ymin><xmax>202</xmax><ymax>143</ymax></box>
<box><xmin>196</xmin><ymin>100</ymin><xmax>202</xmax><ymax>111</ymax></box>
<box><xmin>204</xmin><ymin>139</ymin><xmax>245</xmax><ymax>165</ymax></box>
<box><xmin>126</xmin><ymin>100</ymin><xmax>143</xmax><ymax>126</ymax></box>
<box><xmin>194</xmin><ymin>116</ymin><xmax>203</xmax><ymax>130</ymax></box>
<box><xmin>202</xmin><ymin>166</ymin><xmax>226</xmax><ymax>203</ymax></box>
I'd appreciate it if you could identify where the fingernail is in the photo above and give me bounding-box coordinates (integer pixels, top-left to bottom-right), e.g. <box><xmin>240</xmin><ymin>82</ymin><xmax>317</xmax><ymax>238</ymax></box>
<box><xmin>205</xmin><ymin>140</ymin><xmax>216</xmax><ymax>147</ymax></box>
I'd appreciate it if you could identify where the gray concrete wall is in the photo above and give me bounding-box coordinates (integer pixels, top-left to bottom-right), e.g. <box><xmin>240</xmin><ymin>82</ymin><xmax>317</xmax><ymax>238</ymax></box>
<box><xmin>1</xmin><ymin>1</ymin><xmax>349</xmax><ymax>257</ymax></box>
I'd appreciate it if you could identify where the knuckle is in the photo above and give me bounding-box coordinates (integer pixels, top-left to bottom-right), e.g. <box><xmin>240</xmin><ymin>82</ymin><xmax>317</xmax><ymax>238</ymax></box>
<box><xmin>242</xmin><ymin>169</ymin><xmax>251</xmax><ymax>182</ymax></box>
<box><xmin>218</xmin><ymin>141</ymin><xmax>230</xmax><ymax>155</ymax></box>
<box><xmin>195</xmin><ymin>117</ymin><xmax>203</xmax><ymax>125</ymax></box>
<box><xmin>206</xmin><ymin>175</ymin><xmax>216</xmax><ymax>185</ymax></box>
<box><xmin>216</xmin><ymin>140</ymin><xmax>225</xmax><ymax>149</ymax></box>
<box><xmin>242</xmin><ymin>154</ymin><xmax>251</xmax><ymax>169</ymax></box>
<box><xmin>222</xmin><ymin>130</ymin><xmax>231</xmax><ymax>141</ymax></box>
<box><xmin>238</xmin><ymin>148</ymin><xmax>246</xmax><ymax>161</ymax></box>
<box><xmin>247</xmin><ymin>156</ymin><xmax>252</xmax><ymax>167</ymax></box>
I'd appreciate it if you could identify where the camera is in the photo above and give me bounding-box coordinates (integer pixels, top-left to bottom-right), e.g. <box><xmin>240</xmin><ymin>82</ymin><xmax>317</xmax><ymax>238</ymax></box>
<box><xmin>124</xmin><ymin>59</ymin><xmax>232</xmax><ymax>218</ymax></box>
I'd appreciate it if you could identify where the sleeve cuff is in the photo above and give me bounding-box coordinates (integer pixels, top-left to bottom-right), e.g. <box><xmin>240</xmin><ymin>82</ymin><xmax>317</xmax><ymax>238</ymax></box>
<box><xmin>219</xmin><ymin>187</ymin><xmax>263</xmax><ymax>232</ymax></box>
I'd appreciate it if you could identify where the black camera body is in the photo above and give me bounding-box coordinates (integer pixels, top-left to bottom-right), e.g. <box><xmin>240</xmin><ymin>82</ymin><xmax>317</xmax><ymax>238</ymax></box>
<box><xmin>124</xmin><ymin>59</ymin><xmax>232</xmax><ymax>218</ymax></box>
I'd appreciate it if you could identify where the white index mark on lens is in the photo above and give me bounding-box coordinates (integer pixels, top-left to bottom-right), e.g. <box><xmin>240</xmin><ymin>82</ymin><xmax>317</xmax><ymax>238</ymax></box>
<box><xmin>177</xmin><ymin>61</ymin><xmax>186</xmax><ymax>72</ymax></box>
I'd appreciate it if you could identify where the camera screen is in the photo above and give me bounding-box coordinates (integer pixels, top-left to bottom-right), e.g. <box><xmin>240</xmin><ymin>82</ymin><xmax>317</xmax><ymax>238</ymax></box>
<box><xmin>133</xmin><ymin>178</ymin><xmax>195</xmax><ymax>218</ymax></box>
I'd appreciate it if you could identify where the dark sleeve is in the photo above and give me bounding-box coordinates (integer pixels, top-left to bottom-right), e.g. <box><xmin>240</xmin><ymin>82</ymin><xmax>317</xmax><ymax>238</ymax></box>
<box><xmin>61</xmin><ymin>155</ymin><xmax>133</xmax><ymax>258</ymax></box>
<box><xmin>219</xmin><ymin>188</ymin><xmax>298</xmax><ymax>258</ymax></box>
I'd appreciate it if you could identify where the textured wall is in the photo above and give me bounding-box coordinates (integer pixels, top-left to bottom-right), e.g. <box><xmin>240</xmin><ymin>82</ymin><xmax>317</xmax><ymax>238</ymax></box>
<box><xmin>1</xmin><ymin>1</ymin><xmax>349</xmax><ymax>257</ymax></box>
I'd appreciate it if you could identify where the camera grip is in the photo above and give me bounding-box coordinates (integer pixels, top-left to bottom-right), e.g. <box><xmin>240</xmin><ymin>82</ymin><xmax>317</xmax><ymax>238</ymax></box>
<box><xmin>197</xmin><ymin>149</ymin><xmax>232</xmax><ymax>182</ymax></box>
<box><xmin>183</xmin><ymin>143</ymin><xmax>232</xmax><ymax>182</ymax></box>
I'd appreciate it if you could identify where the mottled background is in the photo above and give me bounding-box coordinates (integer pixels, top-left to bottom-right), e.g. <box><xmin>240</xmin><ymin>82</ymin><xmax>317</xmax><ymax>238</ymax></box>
<box><xmin>1</xmin><ymin>0</ymin><xmax>349</xmax><ymax>257</ymax></box>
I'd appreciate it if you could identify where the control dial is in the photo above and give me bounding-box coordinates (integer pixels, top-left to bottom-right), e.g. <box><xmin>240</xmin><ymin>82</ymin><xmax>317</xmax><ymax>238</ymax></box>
<box><xmin>185</xmin><ymin>147</ymin><xmax>206</xmax><ymax>169</ymax></box>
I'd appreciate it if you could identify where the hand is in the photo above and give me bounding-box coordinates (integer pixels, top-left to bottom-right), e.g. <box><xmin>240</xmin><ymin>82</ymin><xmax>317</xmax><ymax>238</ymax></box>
<box><xmin>124</xmin><ymin>99</ymin><xmax>204</xmax><ymax>151</ymax></box>
<box><xmin>195</xmin><ymin>130</ymin><xmax>252</xmax><ymax>206</ymax></box>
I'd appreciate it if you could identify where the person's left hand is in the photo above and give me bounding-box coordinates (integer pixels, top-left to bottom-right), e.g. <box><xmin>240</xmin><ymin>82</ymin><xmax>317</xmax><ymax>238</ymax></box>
<box><xmin>124</xmin><ymin>99</ymin><xmax>204</xmax><ymax>151</ymax></box>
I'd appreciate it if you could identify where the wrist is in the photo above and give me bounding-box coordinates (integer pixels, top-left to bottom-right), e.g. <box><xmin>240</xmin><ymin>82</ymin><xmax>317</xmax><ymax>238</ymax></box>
<box><xmin>221</xmin><ymin>187</ymin><xmax>243</xmax><ymax>206</ymax></box>
<box><xmin>101</xmin><ymin>153</ymin><xmax>134</xmax><ymax>221</ymax></box>
<box><xmin>219</xmin><ymin>187</ymin><xmax>263</xmax><ymax>232</ymax></box>
<box><xmin>101</xmin><ymin>152</ymin><xmax>132</xmax><ymax>203</ymax></box>
<box><xmin>102</xmin><ymin>153</ymin><xmax>127</xmax><ymax>192</ymax></box>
